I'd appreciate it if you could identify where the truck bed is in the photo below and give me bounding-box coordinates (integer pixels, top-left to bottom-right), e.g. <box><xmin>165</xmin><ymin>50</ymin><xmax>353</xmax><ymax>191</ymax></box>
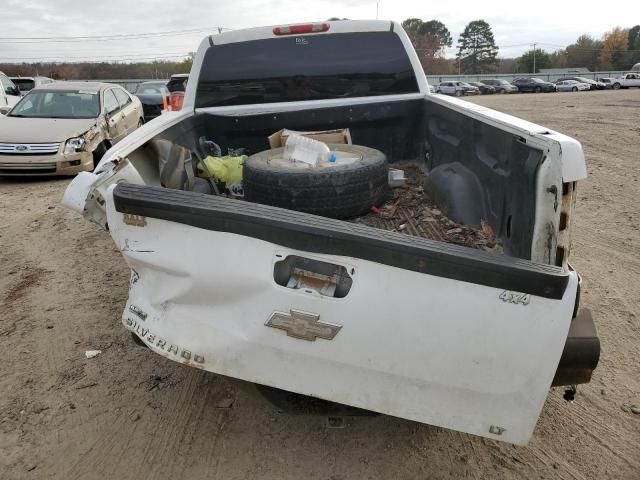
<box><xmin>351</xmin><ymin>166</ymin><xmax>500</xmax><ymax>253</ymax></box>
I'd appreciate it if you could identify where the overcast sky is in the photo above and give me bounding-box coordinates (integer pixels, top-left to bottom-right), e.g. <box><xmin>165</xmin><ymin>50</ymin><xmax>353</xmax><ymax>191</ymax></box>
<box><xmin>2</xmin><ymin>0</ymin><xmax>639</xmax><ymax>62</ymax></box>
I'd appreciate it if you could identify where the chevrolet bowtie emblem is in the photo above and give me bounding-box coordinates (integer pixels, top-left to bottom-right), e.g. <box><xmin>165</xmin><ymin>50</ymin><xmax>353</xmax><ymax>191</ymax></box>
<box><xmin>266</xmin><ymin>310</ymin><xmax>342</xmax><ymax>341</ymax></box>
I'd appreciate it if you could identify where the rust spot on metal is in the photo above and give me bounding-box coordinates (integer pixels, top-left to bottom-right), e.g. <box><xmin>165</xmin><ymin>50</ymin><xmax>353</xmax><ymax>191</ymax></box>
<box><xmin>559</xmin><ymin>212</ymin><xmax>568</xmax><ymax>231</ymax></box>
<box><xmin>555</xmin><ymin>181</ymin><xmax>576</xmax><ymax>266</ymax></box>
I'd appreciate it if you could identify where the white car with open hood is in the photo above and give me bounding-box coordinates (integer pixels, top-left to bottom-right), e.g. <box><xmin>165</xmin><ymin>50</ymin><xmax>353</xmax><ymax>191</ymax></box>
<box><xmin>63</xmin><ymin>20</ymin><xmax>600</xmax><ymax>445</ymax></box>
<box><xmin>0</xmin><ymin>71</ymin><xmax>21</xmax><ymax>115</ymax></box>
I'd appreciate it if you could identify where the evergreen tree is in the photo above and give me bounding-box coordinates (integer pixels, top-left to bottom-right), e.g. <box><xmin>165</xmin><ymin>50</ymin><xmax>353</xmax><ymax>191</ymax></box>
<box><xmin>517</xmin><ymin>49</ymin><xmax>551</xmax><ymax>73</ymax></box>
<box><xmin>455</xmin><ymin>20</ymin><xmax>499</xmax><ymax>74</ymax></box>
<box><xmin>628</xmin><ymin>25</ymin><xmax>640</xmax><ymax>50</ymax></box>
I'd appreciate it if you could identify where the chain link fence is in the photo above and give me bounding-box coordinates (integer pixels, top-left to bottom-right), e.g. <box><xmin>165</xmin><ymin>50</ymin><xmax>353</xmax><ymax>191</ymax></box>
<box><xmin>425</xmin><ymin>71</ymin><xmax>629</xmax><ymax>84</ymax></box>
<box><xmin>81</xmin><ymin>71</ymin><xmax>632</xmax><ymax>93</ymax></box>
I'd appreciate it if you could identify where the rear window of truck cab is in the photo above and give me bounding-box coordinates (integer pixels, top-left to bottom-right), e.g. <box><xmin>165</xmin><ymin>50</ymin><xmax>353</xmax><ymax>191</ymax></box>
<box><xmin>195</xmin><ymin>31</ymin><xmax>419</xmax><ymax>108</ymax></box>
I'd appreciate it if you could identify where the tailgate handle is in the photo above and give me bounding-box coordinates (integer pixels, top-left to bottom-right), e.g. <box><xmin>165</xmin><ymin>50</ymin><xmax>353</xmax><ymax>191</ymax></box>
<box><xmin>273</xmin><ymin>255</ymin><xmax>353</xmax><ymax>298</ymax></box>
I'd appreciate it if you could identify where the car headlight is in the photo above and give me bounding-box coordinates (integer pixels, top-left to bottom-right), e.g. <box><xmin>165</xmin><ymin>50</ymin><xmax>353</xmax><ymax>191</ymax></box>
<box><xmin>64</xmin><ymin>137</ymin><xmax>86</xmax><ymax>155</ymax></box>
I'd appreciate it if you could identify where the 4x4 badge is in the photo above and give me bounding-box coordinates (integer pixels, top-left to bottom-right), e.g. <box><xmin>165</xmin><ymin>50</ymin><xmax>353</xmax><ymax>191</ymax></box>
<box><xmin>266</xmin><ymin>310</ymin><xmax>342</xmax><ymax>341</ymax></box>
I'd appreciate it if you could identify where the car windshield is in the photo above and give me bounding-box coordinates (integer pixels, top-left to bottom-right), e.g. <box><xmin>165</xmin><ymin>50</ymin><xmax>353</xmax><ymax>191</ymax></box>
<box><xmin>12</xmin><ymin>79</ymin><xmax>36</xmax><ymax>92</ymax></box>
<box><xmin>531</xmin><ymin>78</ymin><xmax>545</xmax><ymax>83</ymax></box>
<box><xmin>574</xmin><ymin>77</ymin><xmax>592</xmax><ymax>82</ymax></box>
<box><xmin>9</xmin><ymin>89</ymin><xmax>100</xmax><ymax>119</ymax></box>
<box><xmin>137</xmin><ymin>84</ymin><xmax>167</xmax><ymax>95</ymax></box>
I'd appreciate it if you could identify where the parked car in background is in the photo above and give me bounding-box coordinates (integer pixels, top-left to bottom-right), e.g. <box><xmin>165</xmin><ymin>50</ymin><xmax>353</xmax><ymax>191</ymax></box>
<box><xmin>556</xmin><ymin>77</ymin><xmax>604</xmax><ymax>90</ymax></box>
<box><xmin>512</xmin><ymin>78</ymin><xmax>556</xmax><ymax>93</ymax></box>
<box><xmin>0</xmin><ymin>71</ymin><xmax>21</xmax><ymax>114</ymax></box>
<box><xmin>10</xmin><ymin>76</ymin><xmax>55</xmax><ymax>96</ymax></box>
<box><xmin>436</xmin><ymin>81</ymin><xmax>479</xmax><ymax>96</ymax></box>
<box><xmin>597</xmin><ymin>78</ymin><xmax>615</xmax><ymax>89</ymax></box>
<box><xmin>428</xmin><ymin>84</ymin><xmax>436</xmax><ymax>93</ymax></box>
<box><xmin>555</xmin><ymin>80</ymin><xmax>590</xmax><ymax>92</ymax></box>
<box><xmin>611</xmin><ymin>73</ymin><xmax>640</xmax><ymax>89</ymax></box>
<box><xmin>135</xmin><ymin>81</ymin><xmax>170</xmax><ymax>122</ymax></box>
<box><xmin>166</xmin><ymin>73</ymin><xmax>189</xmax><ymax>111</ymax></box>
<box><xmin>479</xmin><ymin>79</ymin><xmax>519</xmax><ymax>94</ymax></box>
<box><xmin>0</xmin><ymin>82</ymin><xmax>143</xmax><ymax>176</ymax></box>
<box><xmin>468</xmin><ymin>81</ymin><xmax>495</xmax><ymax>94</ymax></box>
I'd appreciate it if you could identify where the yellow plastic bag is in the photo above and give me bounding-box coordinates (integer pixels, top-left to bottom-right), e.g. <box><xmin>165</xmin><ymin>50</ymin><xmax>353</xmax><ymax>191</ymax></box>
<box><xmin>198</xmin><ymin>155</ymin><xmax>245</xmax><ymax>185</ymax></box>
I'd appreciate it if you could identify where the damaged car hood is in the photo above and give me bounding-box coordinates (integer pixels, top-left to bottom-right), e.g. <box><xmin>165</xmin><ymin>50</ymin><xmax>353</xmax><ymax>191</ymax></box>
<box><xmin>0</xmin><ymin>117</ymin><xmax>99</xmax><ymax>142</ymax></box>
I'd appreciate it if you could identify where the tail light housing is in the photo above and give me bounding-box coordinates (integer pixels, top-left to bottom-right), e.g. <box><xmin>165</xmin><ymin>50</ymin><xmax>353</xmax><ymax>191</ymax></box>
<box><xmin>162</xmin><ymin>95</ymin><xmax>168</xmax><ymax>112</ymax></box>
<box><xmin>273</xmin><ymin>23</ymin><xmax>330</xmax><ymax>35</ymax></box>
<box><xmin>169</xmin><ymin>91</ymin><xmax>184</xmax><ymax>111</ymax></box>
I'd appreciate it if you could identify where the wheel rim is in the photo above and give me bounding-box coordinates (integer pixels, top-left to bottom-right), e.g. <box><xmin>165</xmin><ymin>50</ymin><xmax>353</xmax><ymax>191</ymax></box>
<box><xmin>535</xmin><ymin>87</ymin><xmax>541</xmax><ymax>93</ymax></box>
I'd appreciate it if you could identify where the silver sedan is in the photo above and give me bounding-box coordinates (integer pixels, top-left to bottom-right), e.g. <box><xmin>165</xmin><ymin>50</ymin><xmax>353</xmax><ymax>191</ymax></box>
<box><xmin>555</xmin><ymin>80</ymin><xmax>590</xmax><ymax>92</ymax></box>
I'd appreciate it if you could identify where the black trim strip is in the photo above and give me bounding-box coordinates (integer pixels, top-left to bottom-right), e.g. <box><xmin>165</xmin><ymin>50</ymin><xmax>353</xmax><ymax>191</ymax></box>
<box><xmin>113</xmin><ymin>184</ymin><xmax>569</xmax><ymax>299</ymax></box>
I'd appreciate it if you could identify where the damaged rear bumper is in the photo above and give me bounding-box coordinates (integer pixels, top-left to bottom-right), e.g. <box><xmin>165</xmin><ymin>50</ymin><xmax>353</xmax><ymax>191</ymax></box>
<box><xmin>552</xmin><ymin>308</ymin><xmax>600</xmax><ymax>386</ymax></box>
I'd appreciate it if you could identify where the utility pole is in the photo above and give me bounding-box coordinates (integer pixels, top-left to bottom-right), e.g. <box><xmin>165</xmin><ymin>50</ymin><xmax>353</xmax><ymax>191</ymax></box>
<box><xmin>532</xmin><ymin>42</ymin><xmax>537</xmax><ymax>74</ymax></box>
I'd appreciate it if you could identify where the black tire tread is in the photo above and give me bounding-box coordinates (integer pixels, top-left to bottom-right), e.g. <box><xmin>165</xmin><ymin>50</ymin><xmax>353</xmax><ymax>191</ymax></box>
<box><xmin>243</xmin><ymin>144</ymin><xmax>388</xmax><ymax>219</ymax></box>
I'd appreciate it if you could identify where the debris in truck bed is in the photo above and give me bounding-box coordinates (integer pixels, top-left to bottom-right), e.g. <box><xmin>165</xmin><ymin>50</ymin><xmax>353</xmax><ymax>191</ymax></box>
<box><xmin>352</xmin><ymin>166</ymin><xmax>500</xmax><ymax>252</ymax></box>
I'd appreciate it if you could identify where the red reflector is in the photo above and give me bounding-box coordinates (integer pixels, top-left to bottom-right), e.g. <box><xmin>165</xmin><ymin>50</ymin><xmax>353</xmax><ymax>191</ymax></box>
<box><xmin>169</xmin><ymin>92</ymin><xmax>184</xmax><ymax>111</ymax></box>
<box><xmin>273</xmin><ymin>23</ymin><xmax>330</xmax><ymax>35</ymax></box>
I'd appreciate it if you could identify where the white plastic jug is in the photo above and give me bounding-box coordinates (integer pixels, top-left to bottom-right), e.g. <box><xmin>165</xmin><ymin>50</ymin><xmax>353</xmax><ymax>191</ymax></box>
<box><xmin>283</xmin><ymin>134</ymin><xmax>330</xmax><ymax>167</ymax></box>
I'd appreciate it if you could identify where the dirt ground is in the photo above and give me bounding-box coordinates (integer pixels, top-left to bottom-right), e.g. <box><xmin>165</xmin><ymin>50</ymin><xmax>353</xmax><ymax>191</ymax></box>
<box><xmin>1</xmin><ymin>89</ymin><xmax>639</xmax><ymax>480</ymax></box>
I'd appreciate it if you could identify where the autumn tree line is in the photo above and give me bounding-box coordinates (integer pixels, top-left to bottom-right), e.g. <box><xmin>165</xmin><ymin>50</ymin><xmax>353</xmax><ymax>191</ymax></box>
<box><xmin>1</xmin><ymin>21</ymin><xmax>639</xmax><ymax>79</ymax></box>
<box><xmin>0</xmin><ymin>57</ymin><xmax>193</xmax><ymax>81</ymax></box>
<box><xmin>401</xmin><ymin>19</ymin><xmax>639</xmax><ymax>74</ymax></box>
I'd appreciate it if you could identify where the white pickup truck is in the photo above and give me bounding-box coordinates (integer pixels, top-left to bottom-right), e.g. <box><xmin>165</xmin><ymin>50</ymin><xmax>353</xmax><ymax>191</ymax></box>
<box><xmin>63</xmin><ymin>20</ymin><xmax>599</xmax><ymax>445</ymax></box>
<box><xmin>612</xmin><ymin>72</ymin><xmax>640</xmax><ymax>89</ymax></box>
<box><xmin>0</xmin><ymin>71</ymin><xmax>22</xmax><ymax>115</ymax></box>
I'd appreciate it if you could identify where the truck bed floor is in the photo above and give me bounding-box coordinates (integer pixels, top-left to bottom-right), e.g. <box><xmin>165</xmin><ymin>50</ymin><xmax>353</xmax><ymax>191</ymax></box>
<box><xmin>351</xmin><ymin>167</ymin><xmax>501</xmax><ymax>253</ymax></box>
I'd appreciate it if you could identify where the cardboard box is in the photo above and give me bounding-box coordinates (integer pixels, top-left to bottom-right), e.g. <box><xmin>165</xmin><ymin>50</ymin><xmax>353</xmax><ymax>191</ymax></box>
<box><xmin>268</xmin><ymin>128</ymin><xmax>352</xmax><ymax>149</ymax></box>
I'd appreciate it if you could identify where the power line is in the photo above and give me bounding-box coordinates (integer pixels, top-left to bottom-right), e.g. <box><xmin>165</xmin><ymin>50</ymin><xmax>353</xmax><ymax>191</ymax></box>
<box><xmin>0</xmin><ymin>54</ymin><xmax>193</xmax><ymax>63</ymax></box>
<box><xmin>0</xmin><ymin>51</ymin><xmax>191</xmax><ymax>60</ymax></box>
<box><xmin>0</xmin><ymin>26</ymin><xmax>232</xmax><ymax>44</ymax></box>
<box><xmin>536</xmin><ymin>42</ymin><xmax>640</xmax><ymax>53</ymax></box>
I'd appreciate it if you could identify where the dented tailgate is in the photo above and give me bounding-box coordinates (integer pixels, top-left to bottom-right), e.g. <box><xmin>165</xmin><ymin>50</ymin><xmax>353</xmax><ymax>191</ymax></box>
<box><xmin>104</xmin><ymin>183</ymin><xmax>579</xmax><ymax>445</ymax></box>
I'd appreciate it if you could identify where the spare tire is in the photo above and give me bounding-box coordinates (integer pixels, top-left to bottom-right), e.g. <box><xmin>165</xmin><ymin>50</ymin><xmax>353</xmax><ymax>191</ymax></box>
<box><xmin>243</xmin><ymin>144</ymin><xmax>388</xmax><ymax>219</ymax></box>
